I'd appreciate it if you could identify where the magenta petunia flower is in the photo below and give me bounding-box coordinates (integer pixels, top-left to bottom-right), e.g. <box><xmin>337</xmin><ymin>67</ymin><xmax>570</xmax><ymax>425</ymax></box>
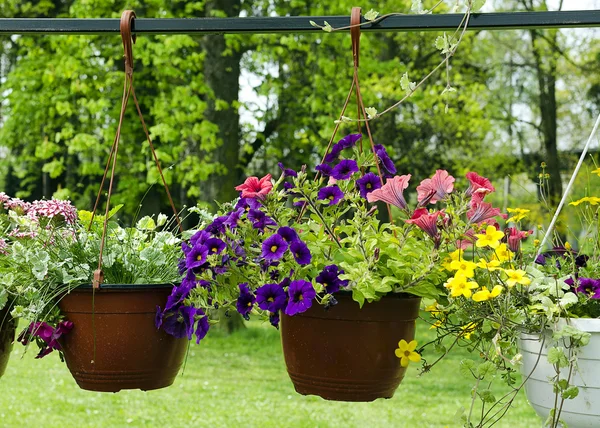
<box><xmin>256</xmin><ymin>282</ymin><xmax>287</xmax><ymax>312</ymax></box>
<box><xmin>367</xmin><ymin>175</ymin><xmax>411</xmax><ymax>209</ymax></box>
<box><xmin>317</xmin><ymin>185</ymin><xmax>344</xmax><ymax>205</ymax></box>
<box><xmin>465</xmin><ymin>172</ymin><xmax>495</xmax><ymax>202</ymax></box>
<box><xmin>290</xmin><ymin>240</ymin><xmax>312</xmax><ymax>265</ymax></box>
<box><xmin>285</xmin><ymin>280</ymin><xmax>316</xmax><ymax>316</ymax></box>
<box><xmin>235</xmin><ymin>174</ymin><xmax>273</xmax><ymax>199</ymax></box>
<box><xmin>505</xmin><ymin>227</ymin><xmax>532</xmax><ymax>253</ymax></box>
<box><xmin>261</xmin><ymin>234</ymin><xmax>289</xmax><ymax>261</ymax></box>
<box><xmin>331</xmin><ymin>160</ymin><xmax>359</xmax><ymax>180</ymax></box>
<box><xmin>416</xmin><ymin>170</ymin><xmax>455</xmax><ymax>204</ymax></box>
<box><xmin>356</xmin><ymin>172</ymin><xmax>382</xmax><ymax>199</ymax></box>
<box><xmin>406</xmin><ymin>208</ymin><xmax>442</xmax><ymax>246</ymax></box>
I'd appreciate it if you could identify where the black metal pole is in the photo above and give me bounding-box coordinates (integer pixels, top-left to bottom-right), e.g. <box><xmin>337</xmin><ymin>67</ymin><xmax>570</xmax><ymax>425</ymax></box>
<box><xmin>0</xmin><ymin>11</ymin><xmax>599</xmax><ymax>35</ymax></box>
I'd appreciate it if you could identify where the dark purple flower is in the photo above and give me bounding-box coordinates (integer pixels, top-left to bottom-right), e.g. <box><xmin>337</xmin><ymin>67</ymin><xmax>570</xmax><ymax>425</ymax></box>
<box><xmin>162</xmin><ymin>305</ymin><xmax>197</xmax><ymax>339</ymax></box>
<box><xmin>290</xmin><ymin>240</ymin><xmax>312</xmax><ymax>265</ymax></box>
<box><xmin>324</xmin><ymin>145</ymin><xmax>343</xmax><ymax>164</ymax></box>
<box><xmin>535</xmin><ymin>247</ymin><xmax>588</xmax><ymax>269</ymax></box>
<box><xmin>331</xmin><ymin>159</ymin><xmax>359</xmax><ymax>180</ymax></box>
<box><xmin>374</xmin><ymin>144</ymin><xmax>396</xmax><ymax>177</ymax></box>
<box><xmin>205</xmin><ymin>216</ymin><xmax>227</xmax><ymax>235</ymax></box>
<box><xmin>236</xmin><ymin>283</ymin><xmax>256</xmax><ymax>318</ymax></box>
<box><xmin>339</xmin><ymin>133</ymin><xmax>362</xmax><ymax>149</ymax></box>
<box><xmin>574</xmin><ymin>278</ymin><xmax>600</xmax><ymax>299</ymax></box>
<box><xmin>356</xmin><ymin>172</ymin><xmax>382</xmax><ymax>199</ymax></box>
<box><xmin>205</xmin><ymin>238</ymin><xmax>226</xmax><ymax>255</ymax></box>
<box><xmin>316</xmin><ymin>163</ymin><xmax>333</xmax><ymax>177</ymax></box>
<box><xmin>285</xmin><ymin>280</ymin><xmax>316</xmax><ymax>316</ymax></box>
<box><xmin>18</xmin><ymin>321</ymin><xmax>74</xmax><ymax>358</ymax></box>
<box><xmin>181</xmin><ymin>241</ymin><xmax>192</xmax><ymax>256</ymax></box>
<box><xmin>155</xmin><ymin>306</ymin><xmax>164</xmax><ymax>329</ymax></box>
<box><xmin>317</xmin><ymin>185</ymin><xmax>344</xmax><ymax>205</ymax></box>
<box><xmin>261</xmin><ymin>234</ymin><xmax>288</xmax><ymax>261</ymax></box>
<box><xmin>269</xmin><ymin>312</ymin><xmax>280</xmax><ymax>329</ymax></box>
<box><xmin>166</xmin><ymin>283</ymin><xmax>193</xmax><ymax>311</ymax></box>
<box><xmin>224</xmin><ymin>208</ymin><xmax>245</xmax><ymax>229</ymax></box>
<box><xmin>283</xmin><ymin>182</ymin><xmax>294</xmax><ymax>191</ymax></box>
<box><xmin>316</xmin><ymin>264</ymin><xmax>348</xmax><ymax>294</ymax></box>
<box><xmin>190</xmin><ymin>230</ymin><xmax>210</xmax><ymax>247</ymax></box>
<box><xmin>248</xmin><ymin>209</ymin><xmax>277</xmax><ymax>230</ymax></box>
<box><xmin>177</xmin><ymin>258</ymin><xmax>187</xmax><ymax>275</ymax></box>
<box><xmin>278</xmin><ymin>162</ymin><xmax>298</xmax><ymax>178</ymax></box>
<box><xmin>186</xmin><ymin>244</ymin><xmax>208</xmax><ymax>270</ymax></box>
<box><xmin>277</xmin><ymin>226</ymin><xmax>299</xmax><ymax>243</ymax></box>
<box><xmin>256</xmin><ymin>283</ymin><xmax>287</xmax><ymax>312</ymax></box>
<box><xmin>280</xmin><ymin>276</ymin><xmax>292</xmax><ymax>289</ymax></box>
<box><xmin>194</xmin><ymin>309</ymin><xmax>210</xmax><ymax>344</ymax></box>
<box><xmin>236</xmin><ymin>197</ymin><xmax>261</xmax><ymax>212</ymax></box>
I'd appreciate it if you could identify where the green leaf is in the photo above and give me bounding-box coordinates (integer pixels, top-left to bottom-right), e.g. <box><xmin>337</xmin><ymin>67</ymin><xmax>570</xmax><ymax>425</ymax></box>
<box><xmin>472</xmin><ymin>0</ymin><xmax>486</xmax><ymax>12</ymax></box>
<box><xmin>547</xmin><ymin>347</ymin><xmax>569</xmax><ymax>368</ymax></box>
<box><xmin>562</xmin><ymin>386</ymin><xmax>579</xmax><ymax>400</ymax></box>
<box><xmin>459</xmin><ymin>359</ymin><xmax>476</xmax><ymax>378</ymax></box>
<box><xmin>479</xmin><ymin>389</ymin><xmax>496</xmax><ymax>404</ymax></box>
<box><xmin>477</xmin><ymin>361</ymin><xmax>497</xmax><ymax>378</ymax></box>
<box><xmin>364</xmin><ymin>9</ymin><xmax>379</xmax><ymax>21</ymax></box>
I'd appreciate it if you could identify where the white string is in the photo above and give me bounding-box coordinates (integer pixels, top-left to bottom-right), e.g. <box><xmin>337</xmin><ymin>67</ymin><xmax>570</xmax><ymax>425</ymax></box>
<box><xmin>538</xmin><ymin>112</ymin><xmax>600</xmax><ymax>254</ymax></box>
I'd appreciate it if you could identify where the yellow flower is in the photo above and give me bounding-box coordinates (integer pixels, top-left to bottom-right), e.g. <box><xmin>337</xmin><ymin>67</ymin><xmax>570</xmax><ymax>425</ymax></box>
<box><xmin>472</xmin><ymin>285</ymin><xmax>504</xmax><ymax>302</ymax></box>
<box><xmin>504</xmin><ymin>269</ymin><xmax>531</xmax><ymax>287</ymax></box>
<box><xmin>506</xmin><ymin>207</ymin><xmax>530</xmax><ymax>223</ymax></box>
<box><xmin>565</xmin><ymin>242</ymin><xmax>572</xmax><ymax>251</ymax></box>
<box><xmin>476</xmin><ymin>258</ymin><xmax>501</xmax><ymax>271</ymax></box>
<box><xmin>430</xmin><ymin>319</ymin><xmax>444</xmax><ymax>330</ymax></box>
<box><xmin>449</xmin><ymin>259</ymin><xmax>477</xmax><ymax>278</ymax></box>
<box><xmin>442</xmin><ymin>249</ymin><xmax>463</xmax><ymax>271</ymax></box>
<box><xmin>592</xmin><ymin>167</ymin><xmax>600</xmax><ymax>176</ymax></box>
<box><xmin>534</xmin><ymin>239</ymin><xmax>540</xmax><ymax>247</ymax></box>
<box><xmin>447</xmin><ymin>274</ymin><xmax>479</xmax><ymax>298</ymax></box>
<box><xmin>475</xmin><ymin>226</ymin><xmax>504</xmax><ymax>249</ymax></box>
<box><xmin>570</xmin><ymin>196</ymin><xmax>600</xmax><ymax>206</ymax></box>
<box><xmin>461</xmin><ymin>323</ymin><xmax>477</xmax><ymax>340</ymax></box>
<box><xmin>493</xmin><ymin>243</ymin><xmax>514</xmax><ymax>263</ymax></box>
<box><xmin>395</xmin><ymin>339</ymin><xmax>421</xmax><ymax>367</ymax></box>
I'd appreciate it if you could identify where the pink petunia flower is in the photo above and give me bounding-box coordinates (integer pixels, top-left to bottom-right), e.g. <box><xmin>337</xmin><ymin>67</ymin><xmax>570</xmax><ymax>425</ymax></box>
<box><xmin>505</xmin><ymin>227</ymin><xmax>532</xmax><ymax>253</ymax></box>
<box><xmin>465</xmin><ymin>172</ymin><xmax>495</xmax><ymax>201</ymax></box>
<box><xmin>367</xmin><ymin>174</ymin><xmax>411</xmax><ymax>209</ymax></box>
<box><xmin>406</xmin><ymin>208</ymin><xmax>442</xmax><ymax>247</ymax></box>
<box><xmin>467</xmin><ymin>201</ymin><xmax>503</xmax><ymax>224</ymax></box>
<box><xmin>416</xmin><ymin>170</ymin><xmax>455</xmax><ymax>205</ymax></box>
<box><xmin>235</xmin><ymin>174</ymin><xmax>273</xmax><ymax>199</ymax></box>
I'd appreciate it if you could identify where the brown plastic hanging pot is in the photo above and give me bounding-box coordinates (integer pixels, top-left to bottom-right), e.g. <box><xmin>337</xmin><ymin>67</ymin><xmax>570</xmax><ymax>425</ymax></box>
<box><xmin>58</xmin><ymin>284</ymin><xmax>187</xmax><ymax>392</ymax></box>
<box><xmin>280</xmin><ymin>292</ymin><xmax>421</xmax><ymax>402</ymax></box>
<box><xmin>0</xmin><ymin>302</ymin><xmax>16</xmax><ymax>378</ymax></box>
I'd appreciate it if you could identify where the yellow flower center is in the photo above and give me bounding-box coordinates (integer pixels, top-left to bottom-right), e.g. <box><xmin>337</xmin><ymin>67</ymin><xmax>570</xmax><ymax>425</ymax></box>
<box><xmin>298</xmin><ymin>295</ymin><xmax>304</xmax><ymax>301</ymax></box>
<box><xmin>328</xmin><ymin>195</ymin><xmax>335</xmax><ymax>200</ymax></box>
<box><xmin>366</xmin><ymin>183</ymin><xmax>372</xmax><ymax>189</ymax></box>
<box><xmin>404</xmin><ymin>350</ymin><xmax>411</xmax><ymax>357</ymax></box>
<box><xmin>267</xmin><ymin>297</ymin><xmax>274</xmax><ymax>302</ymax></box>
<box><xmin>196</xmin><ymin>255</ymin><xmax>203</xmax><ymax>261</ymax></box>
<box><xmin>271</xmin><ymin>245</ymin><xmax>278</xmax><ymax>252</ymax></box>
<box><xmin>211</xmin><ymin>248</ymin><xmax>217</xmax><ymax>253</ymax></box>
<box><xmin>247</xmin><ymin>302</ymin><xmax>252</xmax><ymax>307</ymax></box>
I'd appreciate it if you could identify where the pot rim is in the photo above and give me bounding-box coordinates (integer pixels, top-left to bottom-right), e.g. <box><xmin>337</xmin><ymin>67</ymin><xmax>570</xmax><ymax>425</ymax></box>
<box><xmin>73</xmin><ymin>283</ymin><xmax>176</xmax><ymax>290</ymax></box>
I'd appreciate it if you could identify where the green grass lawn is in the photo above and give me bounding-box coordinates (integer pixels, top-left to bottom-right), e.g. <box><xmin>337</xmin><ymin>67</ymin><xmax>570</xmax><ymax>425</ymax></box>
<box><xmin>0</xmin><ymin>318</ymin><xmax>539</xmax><ymax>428</ymax></box>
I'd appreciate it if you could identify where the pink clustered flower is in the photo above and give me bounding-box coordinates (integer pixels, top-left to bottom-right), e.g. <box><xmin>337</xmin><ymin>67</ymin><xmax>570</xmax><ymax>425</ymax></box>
<box><xmin>235</xmin><ymin>174</ymin><xmax>273</xmax><ymax>199</ymax></box>
<box><xmin>31</xmin><ymin>199</ymin><xmax>78</xmax><ymax>225</ymax></box>
<box><xmin>0</xmin><ymin>238</ymin><xmax>8</xmax><ymax>255</ymax></box>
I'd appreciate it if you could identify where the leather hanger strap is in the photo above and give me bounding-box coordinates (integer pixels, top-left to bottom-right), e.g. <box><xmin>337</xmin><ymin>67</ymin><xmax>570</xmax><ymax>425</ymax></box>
<box><xmin>351</xmin><ymin>7</ymin><xmax>361</xmax><ymax>68</ymax></box>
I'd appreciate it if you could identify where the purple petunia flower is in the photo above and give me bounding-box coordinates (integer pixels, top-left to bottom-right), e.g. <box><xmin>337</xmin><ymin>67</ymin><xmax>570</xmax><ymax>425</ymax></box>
<box><xmin>356</xmin><ymin>172</ymin><xmax>382</xmax><ymax>199</ymax></box>
<box><xmin>161</xmin><ymin>305</ymin><xmax>197</xmax><ymax>340</ymax></box>
<box><xmin>205</xmin><ymin>237</ymin><xmax>226</xmax><ymax>255</ymax></box>
<box><xmin>224</xmin><ymin>208</ymin><xmax>245</xmax><ymax>229</ymax></box>
<box><xmin>236</xmin><ymin>197</ymin><xmax>261</xmax><ymax>212</ymax></box>
<box><xmin>186</xmin><ymin>244</ymin><xmax>209</xmax><ymax>270</ymax></box>
<box><xmin>315</xmin><ymin>163</ymin><xmax>333</xmax><ymax>177</ymax></box>
<box><xmin>324</xmin><ymin>134</ymin><xmax>362</xmax><ymax>163</ymax></box>
<box><xmin>166</xmin><ymin>277</ymin><xmax>196</xmax><ymax>311</ymax></box>
<box><xmin>190</xmin><ymin>230</ymin><xmax>210</xmax><ymax>247</ymax></box>
<box><xmin>194</xmin><ymin>309</ymin><xmax>210</xmax><ymax>344</ymax></box>
<box><xmin>316</xmin><ymin>264</ymin><xmax>348</xmax><ymax>294</ymax></box>
<box><xmin>331</xmin><ymin>159</ymin><xmax>359</xmax><ymax>180</ymax></box>
<box><xmin>155</xmin><ymin>306</ymin><xmax>164</xmax><ymax>329</ymax></box>
<box><xmin>290</xmin><ymin>240</ymin><xmax>312</xmax><ymax>265</ymax></box>
<box><xmin>285</xmin><ymin>279</ymin><xmax>316</xmax><ymax>316</ymax></box>
<box><xmin>277</xmin><ymin>226</ymin><xmax>299</xmax><ymax>243</ymax></box>
<box><xmin>256</xmin><ymin>283</ymin><xmax>287</xmax><ymax>312</ymax></box>
<box><xmin>374</xmin><ymin>144</ymin><xmax>397</xmax><ymax>177</ymax></box>
<box><xmin>205</xmin><ymin>216</ymin><xmax>228</xmax><ymax>235</ymax></box>
<box><xmin>177</xmin><ymin>258</ymin><xmax>187</xmax><ymax>275</ymax></box>
<box><xmin>248</xmin><ymin>209</ymin><xmax>277</xmax><ymax>231</ymax></box>
<box><xmin>283</xmin><ymin>182</ymin><xmax>294</xmax><ymax>191</ymax></box>
<box><xmin>278</xmin><ymin>162</ymin><xmax>298</xmax><ymax>178</ymax></box>
<box><xmin>18</xmin><ymin>321</ymin><xmax>74</xmax><ymax>359</ymax></box>
<box><xmin>236</xmin><ymin>283</ymin><xmax>256</xmax><ymax>318</ymax></box>
<box><xmin>574</xmin><ymin>278</ymin><xmax>600</xmax><ymax>299</ymax></box>
<box><xmin>181</xmin><ymin>241</ymin><xmax>192</xmax><ymax>256</ymax></box>
<box><xmin>261</xmin><ymin>234</ymin><xmax>289</xmax><ymax>261</ymax></box>
<box><xmin>317</xmin><ymin>185</ymin><xmax>344</xmax><ymax>205</ymax></box>
<box><xmin>269</xmin><ymin>312</ymin><xmax>281</xmax><ymax>329</ymax></box>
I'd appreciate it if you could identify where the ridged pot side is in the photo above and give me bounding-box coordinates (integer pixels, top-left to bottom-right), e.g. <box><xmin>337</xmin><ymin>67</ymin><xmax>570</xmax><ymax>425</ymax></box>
<box><xmin>0</xmin><ymin>303</ymin><xmax>16</xmax><ymax>378</ymax></box>
<box><xmin>58</xmin><ymin>285</ymin><xmax>188</xmax><ymax>392</ymax></box>
<box><xmin>520</xmin><ymin>318</ymin><xmax>600</xmax><ymax>428</ymax></box>
<box><xmin>280</xmin><ymin>292</ymin><xmax>421</xmax><ymax>402</ymax></box>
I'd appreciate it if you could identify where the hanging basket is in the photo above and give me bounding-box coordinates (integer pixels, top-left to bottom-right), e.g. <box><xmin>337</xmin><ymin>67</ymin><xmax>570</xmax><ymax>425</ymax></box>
<box><xmin>0</xmin><ymin>303</ymin><xmax>16</xmax><ymax>379</ymax></box>
<box><xmin>281</xmin><ymin>292</ymin><xmax>421</xmax><ymax>401</ymax></box>
<box><xmin>57</xmin><ymin>11</ymin><xmax>186</xmax><ymax>392</ymax></box>
<box><xmin>58</xmin><ymin>284</ymin><xmax>187</xmax><ymax>392</ymax></box>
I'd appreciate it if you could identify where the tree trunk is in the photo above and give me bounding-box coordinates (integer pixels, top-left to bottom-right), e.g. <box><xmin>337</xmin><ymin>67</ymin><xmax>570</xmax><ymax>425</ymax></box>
<box><xmin>200</xmin><ymin>0</ymin><xmax>243</xmax><ymax>207</ymax></box>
